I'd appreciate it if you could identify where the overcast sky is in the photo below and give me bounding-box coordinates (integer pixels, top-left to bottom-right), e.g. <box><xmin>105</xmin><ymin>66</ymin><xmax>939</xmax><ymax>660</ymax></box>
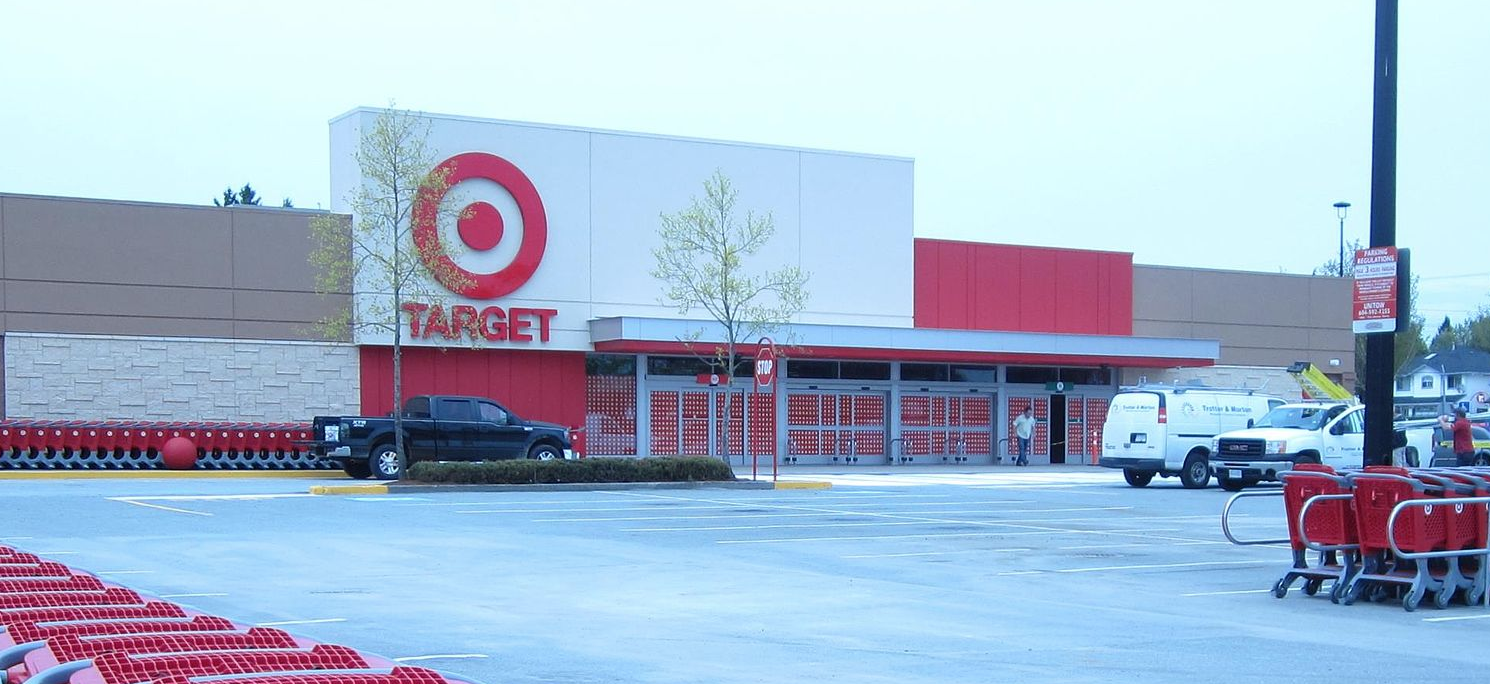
<box><xmin>3</xmin><ymin>1</ymin><xmax>1486</xmax><ymax>325</ymax></box>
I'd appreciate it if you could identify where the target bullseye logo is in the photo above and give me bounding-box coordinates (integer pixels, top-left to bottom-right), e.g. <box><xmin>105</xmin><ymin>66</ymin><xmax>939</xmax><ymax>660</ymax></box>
<box><xmin>412</xmin><ymin>152</ymin><xmax>547</xmax><ymax>300</ymax></box>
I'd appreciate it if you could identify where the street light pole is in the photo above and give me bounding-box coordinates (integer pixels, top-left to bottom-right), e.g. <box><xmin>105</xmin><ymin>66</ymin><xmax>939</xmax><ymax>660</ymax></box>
<box><xmin>1334</xmin><ymin>201</ymin><xmax>1352</xmax><ymax>276</ymax></box>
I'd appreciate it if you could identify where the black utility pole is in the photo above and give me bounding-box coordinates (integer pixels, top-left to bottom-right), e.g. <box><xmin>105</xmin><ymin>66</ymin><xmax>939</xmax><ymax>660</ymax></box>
<box><xmin>1363</xmin><ymin>0</ymin><xmax>1398</xmax><ymax>466</ymax></box>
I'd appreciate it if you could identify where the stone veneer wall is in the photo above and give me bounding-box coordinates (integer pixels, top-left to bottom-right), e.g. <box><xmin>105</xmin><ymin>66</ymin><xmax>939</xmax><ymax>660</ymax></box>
<box><xmin>4</xmin><ymin>332</ymin><xmax>359</xmax><ymax>421</ymax></box>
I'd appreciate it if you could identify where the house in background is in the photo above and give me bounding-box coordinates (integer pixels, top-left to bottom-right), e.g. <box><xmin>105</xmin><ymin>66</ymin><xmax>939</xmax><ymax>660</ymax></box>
<box><xmin>1394</xmin><ymin>347</ymin><xmax>1490</xmax><ymax>419</ymax></box>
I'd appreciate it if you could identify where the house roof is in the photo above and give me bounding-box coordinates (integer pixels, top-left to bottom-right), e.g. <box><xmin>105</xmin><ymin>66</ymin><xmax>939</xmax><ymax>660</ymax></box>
<box><xmin>1398</xmin><ymin>347</ymin><xmax>1490</xmax><ymax>376</ymax></box>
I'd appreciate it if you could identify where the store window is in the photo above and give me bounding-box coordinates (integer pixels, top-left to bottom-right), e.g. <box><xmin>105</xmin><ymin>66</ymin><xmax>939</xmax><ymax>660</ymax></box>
<box><xmin>787</xmin><ymin>360</ymin><xmax>839</xmax><ymax>379</ymax></box>
<box><xmin>900</xmin><ymin>363</ymin><xmax>949</xmax><ymax>382</ymax></box>
<box><xmin>840</xmin><ymin>361</ymin><xmax>891</xmax><ymax>380</ymax></box>
<box><xmin>1005</xmin><ymin>366</ymin><xmax>1058</xmax><ymax>384</ymax></box>
<box><xmin>647</xmin><ymin>356</ymin><xmax>716</xmax><ymax>376</ymax></box>
<box><xmin>586</xmin><ymin>354</ymin><xmax>636</xmax><ymax>376</ymax></box>
<box><xmin>949</xmin><ymin>365</ymin><xmax>996</xmax><ymax>383</ymax></box>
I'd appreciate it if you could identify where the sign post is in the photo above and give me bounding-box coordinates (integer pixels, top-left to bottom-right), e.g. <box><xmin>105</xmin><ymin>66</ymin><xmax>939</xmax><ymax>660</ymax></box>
<box><xmin>754</xmin><ymin>338</ymin><xmax>778</xmax><ymax>482</ymax></box>
<box><xmin>1352</xmin><ymin>246</ymin><xmax>1398</xmax><ymax>333</ymax></box>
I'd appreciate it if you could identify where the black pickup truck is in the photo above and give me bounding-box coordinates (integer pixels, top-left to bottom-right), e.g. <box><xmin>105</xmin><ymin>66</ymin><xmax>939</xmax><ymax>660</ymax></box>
<box><xmin>312</xmin><ymin>395</ymin><xmax>576</xmax><ymax>480</ymax></box>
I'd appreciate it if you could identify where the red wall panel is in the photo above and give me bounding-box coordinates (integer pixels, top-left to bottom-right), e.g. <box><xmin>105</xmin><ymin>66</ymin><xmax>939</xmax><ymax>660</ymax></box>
<box><xmin>358</xmin><ymin>347</ymin><xmax>587</xmax><ymax>443</ymax></box>
<box><xmin>913</xmin><ymin>238</ymin><xmax>1133</xmax><ymax>336</ymax></box>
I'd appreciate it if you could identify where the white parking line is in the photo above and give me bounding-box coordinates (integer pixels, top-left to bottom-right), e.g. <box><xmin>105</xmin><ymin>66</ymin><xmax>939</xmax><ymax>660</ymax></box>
<box><xmin>1055</xmin><ymin>560</ymin><xmax>1271</xmax><ymax>574</ymax></box>
<box><xmin>718</xmin><ymin>528</ymin><xmax>1182</xmax><ymax>544</ymax></box>
<box><xmin>111</xmin><ymin>499</ymin><xmax>212</xmax><ymax>516</ymax></box>
<box><xmin>257</xmin><ymin>618</ymin><xmax>347</xmax><ymax>626</ymax></box>
<box><xmin>1181</xmin><ymin>589</ymin><xmax>1273</xmax><ymax>597</ymax></box>
<box><xmin>118</xmin><ymin>494</ymin><xmax>315</xmax><ymax>501</ymax></box>
<box><xmin>1422</xmin><ymin>613</ymin><xmax>1490</xmax><ymax>622</ymax></box>
<box><xmin>394</xmin><ymin>654</ymin><xmax>490</xmax><ymax>662</ymax></box>
<box><xmin>843</xmin><ymin>548</ymin><xmax>1034</xmax><ymax>559</ymax></box>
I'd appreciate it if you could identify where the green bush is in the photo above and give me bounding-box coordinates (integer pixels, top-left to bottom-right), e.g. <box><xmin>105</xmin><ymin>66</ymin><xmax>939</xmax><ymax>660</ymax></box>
<box><xmin>405</xmin><ymin>457</ymin><xmax>736</xmax><ymax>485</ymax></box>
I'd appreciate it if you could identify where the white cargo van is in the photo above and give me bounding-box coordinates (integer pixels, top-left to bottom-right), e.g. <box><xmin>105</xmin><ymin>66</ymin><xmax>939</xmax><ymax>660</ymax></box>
<box><xmin>1099</xmin><ymin>387</ymin><xmax>1284</xmax><ymax>488</ymax></box>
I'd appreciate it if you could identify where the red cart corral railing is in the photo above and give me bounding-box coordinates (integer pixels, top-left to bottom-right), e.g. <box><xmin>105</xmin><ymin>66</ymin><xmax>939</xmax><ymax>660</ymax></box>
<box><xmin>0</xmin><ymin>420</ymin><xmax>330</xmax><ymax>471</ymax></box>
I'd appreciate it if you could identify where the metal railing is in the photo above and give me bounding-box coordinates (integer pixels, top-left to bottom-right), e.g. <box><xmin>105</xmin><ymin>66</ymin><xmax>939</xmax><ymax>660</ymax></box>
<box><xmin>1220</xmin><ymin>490</ymin><xmax>1289</xmax><ymax>546</ymax></box>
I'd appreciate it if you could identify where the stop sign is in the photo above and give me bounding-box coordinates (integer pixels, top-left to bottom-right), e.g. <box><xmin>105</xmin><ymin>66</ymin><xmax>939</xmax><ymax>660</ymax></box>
<box><xmin>755</xmin><ymin>346</ymin><xmax>777</xmax><ymax>388</ymax></box>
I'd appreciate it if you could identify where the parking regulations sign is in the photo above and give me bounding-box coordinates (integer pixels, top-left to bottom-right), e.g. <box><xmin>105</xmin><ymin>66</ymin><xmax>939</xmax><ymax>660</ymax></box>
<box><xmin>1352</xmin><ymin>246</ymin><xmax>1398</xmax><ymax>334</ymax></box>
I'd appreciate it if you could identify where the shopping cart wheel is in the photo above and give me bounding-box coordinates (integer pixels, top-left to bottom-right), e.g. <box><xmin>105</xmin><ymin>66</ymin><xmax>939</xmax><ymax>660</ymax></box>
<box><xmin>1329</xmin><ymin>581</ymin><xmax>1347</xmax><ymax>604</ymax></box>
<box><xmin>1403</xmin><ymin>588</ymin><xmax>1422</xmax><ymax>612</ymax></box>
<box><xmin>1272</xmin><ymin>577</ymin><xmax>1290</xmax><ymax>599</ymax></box>
<box><xmin>1302</xmin><ymin>578</ymin><xmax>1323</xmax><ymax>596</ymax></box>
<box><xmin>1468</xmin><ymin>586</ymin><xmax>1485</xmax><ymax>605</ymax></box>
<box><xmin>1340</xmin><ymin>581</ymin><xmax>1363</xmax><ymax>605</ymax></box>
<box><xmin>1433</xmin><ymin>588</ymin><xmax>1453</xmax><ymax>610</ymax></box>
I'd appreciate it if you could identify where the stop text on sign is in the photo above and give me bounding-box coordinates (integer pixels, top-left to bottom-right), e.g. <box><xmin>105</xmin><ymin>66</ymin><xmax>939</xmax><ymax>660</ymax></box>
<box><xmin>401</xmin><ymin>302</ymin><xmax>558</xmax><ymax>343</ymax></box>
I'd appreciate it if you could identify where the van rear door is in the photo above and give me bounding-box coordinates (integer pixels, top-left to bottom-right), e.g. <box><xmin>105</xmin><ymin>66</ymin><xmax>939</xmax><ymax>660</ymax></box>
<box><xmin>1103</xmin><ymin>392</ymin><xmax>1163</xmax><ymax>459</ymax></box>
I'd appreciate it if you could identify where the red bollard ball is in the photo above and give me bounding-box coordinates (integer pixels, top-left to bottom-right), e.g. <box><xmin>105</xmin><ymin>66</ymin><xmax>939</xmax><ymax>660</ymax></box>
<box><xmin>160</xmin><ymin>437</ymin><xmax>199</xmax><ymax>470</ymax></box>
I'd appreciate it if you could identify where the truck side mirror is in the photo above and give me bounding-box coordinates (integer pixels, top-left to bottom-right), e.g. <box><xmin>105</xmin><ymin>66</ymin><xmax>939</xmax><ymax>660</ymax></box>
<box><xmin>1246</xmin><ymin>419</ymin><xmax>1254</xmax><ymax>429</ymax></box>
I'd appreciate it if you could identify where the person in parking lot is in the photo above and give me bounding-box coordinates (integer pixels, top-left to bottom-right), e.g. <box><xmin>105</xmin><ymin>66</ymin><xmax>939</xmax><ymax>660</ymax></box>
<box><xmin>1440</xmin><ymin>408</ymin><xmax>1474</xmax><ymax>466</ymax></box>
<box><xmin>1013</xmin><ymin>407</ymin><xmax>1035</xmax><ymax>466</ymax></box>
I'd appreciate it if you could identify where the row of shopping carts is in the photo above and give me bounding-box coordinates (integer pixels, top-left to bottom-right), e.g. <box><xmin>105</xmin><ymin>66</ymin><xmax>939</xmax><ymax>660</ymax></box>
<box><xmin>0</xmin><ymin>545</ymin><xmax>479</xmax><ymax>684</ymax></box>
<box><xmin>1222</xmin><ymin>464</ymin><xmax>1490</xmax><ymax>612</ymax></box>
<box><xmin>0</xmin><ymin>421</ymin><xmax>328</xmax><ymax>470</ymax></box>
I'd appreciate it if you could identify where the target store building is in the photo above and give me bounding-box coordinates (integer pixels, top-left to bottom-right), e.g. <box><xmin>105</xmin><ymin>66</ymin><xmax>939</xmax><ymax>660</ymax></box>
<box><xmin>0</xmin><ymin>108</ymin><xmax>1354</xmax><ymax>467</ymax></box>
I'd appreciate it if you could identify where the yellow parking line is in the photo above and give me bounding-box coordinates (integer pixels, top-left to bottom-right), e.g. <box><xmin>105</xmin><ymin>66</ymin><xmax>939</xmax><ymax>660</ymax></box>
<box><xmin>774</xmin><ymin>481</ymin><xmax>832</xmax><ymax>490</ymax></box>
<box><xmin>0</xmin><ymin>470</ymin><xmax>342</xmax><ymax>480</ymax></box>
<box><xmin>310</xmin><ymin>484</ymin><xmax>389</xmax><ymax>495</ymax></box>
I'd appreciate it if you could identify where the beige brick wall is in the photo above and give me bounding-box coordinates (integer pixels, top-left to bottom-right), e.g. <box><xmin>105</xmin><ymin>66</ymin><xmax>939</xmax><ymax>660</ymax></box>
<box><xmin>4</xmin><ymin>332</ymin><xmax>359</xmax><ymax>421</ymax></box>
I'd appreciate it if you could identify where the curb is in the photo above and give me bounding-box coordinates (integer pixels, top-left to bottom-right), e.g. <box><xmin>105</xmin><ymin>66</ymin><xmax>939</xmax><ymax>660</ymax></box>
<box><xmin>0</xmin><ymin>469</ymin><xmax>343</xmax><ymax>480</ymax></box>
<box><xmin>309</xmin><ymin>479</ymin><xmax>827</xmax><ymax>495</ymax></box>
<box><xmin>774</xmin><ymin>481</ymin><xmax>832</xmax><ymax>490</ymax></box>
<box><xmin>309</xmin><ymin>484</ymin><xmax>390</xmax><ymax>495</ymax></box>
<box><xmin>380</xmin><ymin>480</ymin><xmax>778</xmax><ymax>494</ymax></box>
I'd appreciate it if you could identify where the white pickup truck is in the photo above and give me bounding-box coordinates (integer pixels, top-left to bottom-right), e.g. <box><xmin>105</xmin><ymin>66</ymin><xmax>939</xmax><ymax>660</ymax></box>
<box><xmin>1208</xmin><ymin>401</ymin><xmax>1428</xmax><ymax>491</ymax></box>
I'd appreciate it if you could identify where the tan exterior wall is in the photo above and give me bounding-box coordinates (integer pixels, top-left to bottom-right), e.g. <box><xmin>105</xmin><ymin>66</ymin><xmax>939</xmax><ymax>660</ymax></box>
<box><xmin>1130</xmin><ymin>265</ymin><xmax>1355</xmax><ymax>390</ymax></box>
<box><xmin>0</xmin><ymin>193</ymin><xmax>348</xmax><ymax>341</ymax></box>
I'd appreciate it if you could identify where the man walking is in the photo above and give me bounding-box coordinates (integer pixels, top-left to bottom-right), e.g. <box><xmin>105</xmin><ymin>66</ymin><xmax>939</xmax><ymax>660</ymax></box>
<box><xmin>1013</xmin><ymin>406</ymin><xmax>1036</xmax><ymax>466</ymax></box>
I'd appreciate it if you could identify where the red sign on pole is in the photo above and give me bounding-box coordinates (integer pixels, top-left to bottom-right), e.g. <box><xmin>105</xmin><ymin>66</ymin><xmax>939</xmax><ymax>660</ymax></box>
<box><xmin>1352</xmin><ymin>246</ymin><xmax>1398</xmax><ymax>334</ymax></box>
<box><xmin>754</xmin><ymin>345</ymin><xmax>777</xmax><ymax>388</ymax></box>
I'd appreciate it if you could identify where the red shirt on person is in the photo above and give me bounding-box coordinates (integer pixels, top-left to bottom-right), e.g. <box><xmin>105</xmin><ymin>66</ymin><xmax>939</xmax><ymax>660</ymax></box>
<box><xmin>1452</xmin><ymin>416</ymin><xmax>1473</xmax><ymax>455</ymax></box>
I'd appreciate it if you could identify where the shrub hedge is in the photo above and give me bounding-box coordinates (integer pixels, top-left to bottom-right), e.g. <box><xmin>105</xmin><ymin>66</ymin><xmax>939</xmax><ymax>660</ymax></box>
<box><xmin>405</xmin><ymin>457</ymin><xmax>737</xmax><ymax>485</ymax></box>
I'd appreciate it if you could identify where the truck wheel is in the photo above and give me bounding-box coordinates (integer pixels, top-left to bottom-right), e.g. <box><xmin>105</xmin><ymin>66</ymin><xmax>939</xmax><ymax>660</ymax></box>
<box><xmin>343</xmin><ymin>460</ymin><xmax>371</xmax><ymax>479</ymax></box>
<box><xmin>527</xmin><ymin>443</ymin><xmax>562</xmax><ymax>461</ymax></box>
<box><xmin>1122</xmin><ymin>469</ymin><xmax>1154</xmax><ymax>487</ymax></box>
<box><xmin>370</xmin><ymin>443</ymin><xmax>405</xmax><ymax>480</ymax></box>
<box><xmin>1217</xmin><ymin>475</ymin><xmax>1246</xmax><ymax>492</ymax></box>
<box><xmin>1477</xmin><ymin>452</ymin><xmax>1490</xmax><ymax>467</ymax></box>
<box><xmin>1180</xmin><ymin>453</ymin><xmax>1210</xmax><ymax>489</ymax></box>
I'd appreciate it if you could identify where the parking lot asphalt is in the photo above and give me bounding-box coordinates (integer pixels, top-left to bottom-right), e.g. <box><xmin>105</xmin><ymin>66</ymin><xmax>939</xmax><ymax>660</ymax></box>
<box><xmin>4</xmin><ymin>466</ymin><xmax>1489</xmax><ymax>684</ymax></box>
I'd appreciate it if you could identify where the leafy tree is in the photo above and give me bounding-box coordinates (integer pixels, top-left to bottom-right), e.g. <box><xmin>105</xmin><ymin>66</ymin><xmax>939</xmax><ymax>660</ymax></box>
<box><xmin>282</xmin><ymin>198</ymin><xmax>294</xmax><ymax>208</ymax></box>
<box><xmin>652</xmin><ymin>170</ymin><xmax>809</xmax><ymax>463</ymax></box>
<box><xmin>213</xmin><ymin>183</ymin><xmax>263</xmax><ymax>206</ymax></box>
<box><xmin>308</xmin><ymin>106</ymin><xmax>473</xmax><ymax>476</ymax></box>
<box><xmin>1456</xmin><ymin>307</ymin><xmax>1490</xmax><ymax>352</ymax></box>
<box><xmin>1430</xmin><ymin>315</ymin><xmax>1459</xmax><ymax>352</ymax></box>
<box><xmin>1313</xmin><ymin>238</ymin><xmax>1366</xmax><ymax>277</ymax></box>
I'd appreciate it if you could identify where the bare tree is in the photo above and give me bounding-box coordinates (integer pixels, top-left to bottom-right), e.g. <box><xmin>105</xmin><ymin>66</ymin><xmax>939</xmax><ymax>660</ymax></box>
<box><xmin>652</xmin><ymin>170</ymin><xmax>809</xmax><ymax>462</ymax></box>
<box><xmin>309</xmin><ymin>106</ymin><xmax>471</xmax><ymax>478</ymax></box>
